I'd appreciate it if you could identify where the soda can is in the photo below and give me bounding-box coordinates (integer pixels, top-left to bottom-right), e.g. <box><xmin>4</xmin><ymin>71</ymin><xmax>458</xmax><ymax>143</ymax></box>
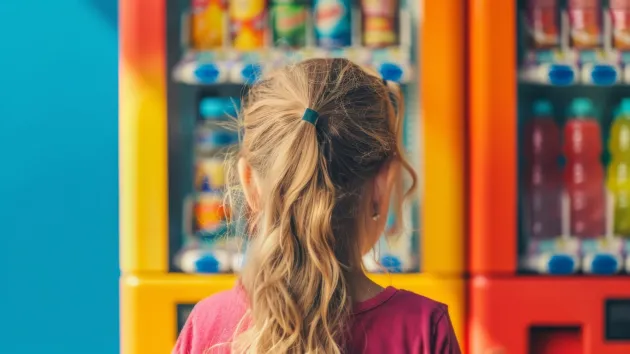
<box><xmin>230</xmin><ymin>0</ymin><xmax>266</xmax><ymax>50</ymax></box>
<box><xmin>194</xmin><ymin>194</ymin><xmax>231</xmax><ymax>233</ymax></box>
<box><xmin>361</xmin><ymin>0</ymin><xmax>399</xmax><ymax>47</ymax></box>
<box><xmin>272</xmin><ymin>1</ymin><xmax>308</xmax><ymax>47</ymax></box>
<box><xmin>195</xmin><ymin>157</ymin><xmax>226</xmax><ymax>193</ymax></box>
<box><xmin>191</xmin><ymin>0</ymin><xmax>227</xmax><ymax>49</ymax></box>
<box><xmin>314</xmin><ymin>0</ymin><xmax>352</xmax><ymax>48</ymax></box>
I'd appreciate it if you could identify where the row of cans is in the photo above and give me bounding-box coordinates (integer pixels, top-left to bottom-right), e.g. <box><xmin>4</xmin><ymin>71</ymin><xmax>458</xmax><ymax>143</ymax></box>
<box><xmin>193</xmin><ymin>97</ymin><xmax>241</xmax><ymax>238</ymax></box>
<box><xmin>191</xmin><ymin>0</ymin><xmax>400</xmax><ymax>50</ymax></box>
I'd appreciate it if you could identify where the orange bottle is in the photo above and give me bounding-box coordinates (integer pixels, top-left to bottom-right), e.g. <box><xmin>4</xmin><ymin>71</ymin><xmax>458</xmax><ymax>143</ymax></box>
<box><xmin>568</xmin><ymin>0</ymin><xmax>602</xmax><ymax>50</ymax></box>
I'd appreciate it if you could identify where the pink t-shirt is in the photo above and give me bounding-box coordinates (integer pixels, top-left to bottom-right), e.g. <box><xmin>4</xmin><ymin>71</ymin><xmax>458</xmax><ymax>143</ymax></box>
<box><xmin>174</xmin><ymin>285</ymin><xmax>461</xmax><ymax>354</ymax></box>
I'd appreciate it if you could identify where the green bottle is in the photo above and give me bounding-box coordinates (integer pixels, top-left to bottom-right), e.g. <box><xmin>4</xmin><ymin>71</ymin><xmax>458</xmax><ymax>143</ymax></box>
<box><xmin>271</xmin><ymin>0</ymin><xmax>307</xmax><ymax>48</ymax></box>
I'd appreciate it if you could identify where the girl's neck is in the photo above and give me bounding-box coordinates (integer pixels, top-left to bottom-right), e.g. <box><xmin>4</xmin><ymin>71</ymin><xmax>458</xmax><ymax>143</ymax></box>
<box><xmin>346</xmin><ymin>270</ymin><xmax>385</xmax><ymax>303</ymax></box>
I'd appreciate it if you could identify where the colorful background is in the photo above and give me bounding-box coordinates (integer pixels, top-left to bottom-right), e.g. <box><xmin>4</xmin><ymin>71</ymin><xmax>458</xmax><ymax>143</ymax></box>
<box><xmin>0</xmin><ymin>1</ymin><xmax>119</xmax><ymax>353</ymax></box>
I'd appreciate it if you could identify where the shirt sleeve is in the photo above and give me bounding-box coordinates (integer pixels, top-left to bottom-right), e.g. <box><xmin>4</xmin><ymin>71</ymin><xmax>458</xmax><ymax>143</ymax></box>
<box><xmin>173</xmin><ymin>311</ymin><xmax>195</xmax><ymax>354</ymax></box>
<box><xmin>432</xmin><ymin>308</ymin><xmax>462</xmax><ymax>354</ymax></box>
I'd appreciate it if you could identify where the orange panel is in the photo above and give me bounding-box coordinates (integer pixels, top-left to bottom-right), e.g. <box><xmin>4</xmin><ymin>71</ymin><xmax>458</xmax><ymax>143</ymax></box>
<box><xmin>469</xmin><ymin>276</ymin><xmax>630</xmax><ymax>354</ymax></box>
<box><xmin>421</xmin><ymin>0</ymin><xmax>465</xmax><ymax>275</ymax></box>
<box><xmin>468</xmin><ymin>0</ymin><xmax>518</xmax><ymax>274</ymax></box>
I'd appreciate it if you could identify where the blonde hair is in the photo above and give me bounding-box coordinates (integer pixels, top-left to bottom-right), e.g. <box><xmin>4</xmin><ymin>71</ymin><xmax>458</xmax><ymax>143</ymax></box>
<box><xmin>227</xmin><ymin>58</ymin><xmax>416</xmax><ymax>353</ymax></box>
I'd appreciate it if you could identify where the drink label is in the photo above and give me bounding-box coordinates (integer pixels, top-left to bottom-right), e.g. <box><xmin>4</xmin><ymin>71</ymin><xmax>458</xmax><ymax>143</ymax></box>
<box><xmin>611</xmin><ymin>1</ymin><xmax>630</xmax><ymax>51</ymax></box>
<box><xmin>272</xmin><ymin>4</ymin><xmax>307</xmax><ymax>47</ymax></box>
<box><xmin>568</xmin><ymin>0</ymin><xmax>602</xmax><ymax>49</ymax></box>
<box><xmin>314</xmin><ymin>0</ymin><xmax>352</xmax><ymax>48</ymax></box>
<box><xmin>191</xmin><ymin>0</ymin><xmax>226</xmax><ymax>49</ymax></box>
<box><xmin>230</xmin><ymin>0</ymin><xmax>266</xmax><ymax>49</ymax></box>
<box><xmin>527</xmin><ymin>0</ymin><xmax>560</xmax><ymax>49</ymax></box>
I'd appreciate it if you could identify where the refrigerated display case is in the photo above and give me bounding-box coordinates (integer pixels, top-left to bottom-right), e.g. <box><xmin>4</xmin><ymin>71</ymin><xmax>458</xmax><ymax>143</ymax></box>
<box><xmin>469</xmin><ymin>0</ymin><xmax>630</xmax><ymax>353</ymax></box>
<box><xmin>120</xmin><ymin>1</ymin><xmax>465</xmax><ymax>353</ymax></box>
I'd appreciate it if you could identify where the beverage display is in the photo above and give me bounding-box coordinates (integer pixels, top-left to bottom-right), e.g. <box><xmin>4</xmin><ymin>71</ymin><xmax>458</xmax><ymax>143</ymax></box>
<box><xmin>229</xmin><ymin>0</ymin><xmax>266</xmax><ymax>50</ymax></box>
<box><xmin>271</xmin><ymin>0</ymin><xmax>308</xmax><ymax>47</ymax></box>
<box><xmin>563</xmin><ymin>98</ymin><xmax>606</xmax><ymax>238</ymax></box>
<box><xmin>608</xmin><ymin>98</ymin><xmax>630</xmax><ymax>236</ymax></box>
<box><xmin>611</xmin><ymin>0</ymin><xmax>630</xmax><ymax>51</ymax></box>
<box><xmin>191</xmin><ymin>0</ymin><xmax>226</xmax><ymax>49</ymax></box>
<box><xmin>360</xmin><ymin>0</ymin><xmax>399</xmax><ymax>47</ymax></box>
<box><xmin>567</xmin><ymin>0</ymin><xmax>602</xmax><ymax>50</ymax></box>
<box><xmin>526</xmin><ymin>0</ymin><xmax>560</xmax><ymax>49</ymax></box>
<box><xmin>314</xmin><ymin>0</ymin><xmax>353</xmax><ymax>48</ymax></box>
<box><xmin>522</xmin><ymin>100</ymin><xmax>563</xmax><ymax>240</ymax></box>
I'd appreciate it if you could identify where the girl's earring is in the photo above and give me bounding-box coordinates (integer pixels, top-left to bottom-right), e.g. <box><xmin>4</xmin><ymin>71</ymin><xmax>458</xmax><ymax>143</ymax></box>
<box><xmin>372</xmin><ymin>203</ymin><xmax>380</xmax><ymax>221</ymax></box>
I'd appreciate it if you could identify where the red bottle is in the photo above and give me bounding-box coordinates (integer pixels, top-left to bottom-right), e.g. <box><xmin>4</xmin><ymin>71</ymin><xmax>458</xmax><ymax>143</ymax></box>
<box><xmin>563</xmin><ymin>98</ymin><xmax>606</xmax><ymax>238</ymax></box>
<box><xmin>522</xmin><ymin>100</ymin><xmax>563</xmax><ymax>240</ymax></box>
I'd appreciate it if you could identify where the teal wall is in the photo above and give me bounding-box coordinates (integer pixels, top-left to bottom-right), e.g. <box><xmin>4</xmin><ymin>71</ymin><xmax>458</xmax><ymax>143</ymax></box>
<box><xmin>0</xmin><ymin>1</ymin><xmax>119</xmax><ymax>353</ymax></box>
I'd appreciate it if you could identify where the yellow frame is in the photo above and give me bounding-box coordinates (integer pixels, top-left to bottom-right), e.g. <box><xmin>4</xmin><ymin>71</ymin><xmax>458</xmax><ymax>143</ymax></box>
<box><xmin>121</xmin><ymin>273</ymin><xmax>465</xmax><ymax>354</ymax></box>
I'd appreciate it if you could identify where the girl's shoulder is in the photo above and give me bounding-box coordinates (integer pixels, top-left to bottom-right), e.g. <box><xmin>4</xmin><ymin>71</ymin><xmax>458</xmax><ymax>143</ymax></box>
<box><xmin>174</xmin><ymin>287</ymin><xmax>248</xmax><ymax>354</ymax></box>
<box><xmin>192</xmin><ymin>286</ymin><xmax>248</xmax><ymax>326</ymax></box>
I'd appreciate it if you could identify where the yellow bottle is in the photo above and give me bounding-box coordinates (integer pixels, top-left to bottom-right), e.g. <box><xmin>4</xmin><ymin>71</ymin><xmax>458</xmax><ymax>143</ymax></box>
<box><xmin>607</xmin><ymin>98</ymin><xmax>630</xmax><ymax>237</ymax></box>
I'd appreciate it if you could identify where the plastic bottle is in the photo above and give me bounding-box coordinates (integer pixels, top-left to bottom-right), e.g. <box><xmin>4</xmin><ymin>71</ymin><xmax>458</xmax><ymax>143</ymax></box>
<box><xmin>360</xmin><ymin>0</ymin><xmax>399</xmax><ymax>47</ymax></box>
<box><xmin>229</xmin><ymin>0</ymin><xmax>266</xmax><ymax>50</ymax></box>
<box><xmin>526</xmin><ymin>0</ymin><xmax>560</xmax><ymax>49</ymax></box>
<box><xmin>314</xmin><ymin>0</ymin><xmax>353</xmax><ymax>48</ymax></box>
<box><xmin>522</xmin><ymin>100</ymin><xmax>563</xmax><ymax>240</ymax></box>
<box><xmin>611</xmin><ymin>0</ymin><xmax>630</xmax><ymax>50</ymax></box>
<box><xmin>271</xmin><ymin>0</ymin><xmax>308</xmax><ymax>47</ymax></box>
<box><xmin>191</xmin><ymin>0</ymin><xmax>226</xmax><ymax>49</ymax></box>
<box><xmin>568</xmin><ymin>0</ymin><xmax>602</xmax><ymax>50</ymax></box>
<box><xmin>563</xmin><ymin>98</ymin><xmax>606</xmax><ymax>238</ymax></box>
<box><xmin>607</xmin><ymin>98</ymin><xmax>630</xmax><ymax>236</ymax></box>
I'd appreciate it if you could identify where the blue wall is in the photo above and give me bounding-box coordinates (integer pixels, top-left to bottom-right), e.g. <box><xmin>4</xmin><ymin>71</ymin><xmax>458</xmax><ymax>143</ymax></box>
<box><xmin>0</xmin><ymin>1</ymin><xmax>119</xmax><ymax>353</ymax></box>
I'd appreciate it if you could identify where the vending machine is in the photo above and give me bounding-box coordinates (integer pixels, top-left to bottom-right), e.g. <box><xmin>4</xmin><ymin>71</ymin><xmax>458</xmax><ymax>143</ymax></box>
<box><xmin>469</xmin><ymin>0</ymin><xmax>630</xmax><ymax>353</ymax></box>
<box><xmin>120</xmin><ymin>0</ymin><xmax>465</xmax><ymax>353</ymax></box>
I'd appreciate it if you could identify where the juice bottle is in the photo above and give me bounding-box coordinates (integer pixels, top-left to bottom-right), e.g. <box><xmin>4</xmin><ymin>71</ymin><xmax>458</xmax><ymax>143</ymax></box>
<box><xmin>526</xmin><ymin>0</ymin><xmax>560</xmax><ymax>49</ymax></box>
<box><xmin>568</xmin><ymin>0</ymin><xmax>602</xmax><ymax>50</ymax></box>
<box><xmin>522</xmin><ymin>100</ymin><xmax>563</xmax><ymax>240</ymax></box>
<box><xmin>229</xmin><ymin>0</ymin><xmax>266</xmax><ymax>50</ymax></box>
<box><xmin>314</xmin><ymin>0</ymin><xmax>353</xmax><ymax>48</ymax></box>
<box><xmin>563</xmin><ymin>98</ymin><xmax>606</xmax><ymax>238</ymax></box>
<box><xmin>191</xmin><ymin>0</ymin><xmax>226</xmax><ymax>49</ymax></box>
<box><xmin>360</xmin><ymin>0</ymin><xmax>399</xmax><ymax>47</ymax></box>
<box><xmin>611</xmin><ymin>0</ymin><xmax>630</xmax><ymax>50</ymax></box>
<box><xmin>607</xmin><ymin>98</ymin><xmax>630</xmax><ymax>236</ymax></box>
<box><xmin>271</xmin><ymin>0</ymin><xmax>308</xmax><ymax>47</ymax></box>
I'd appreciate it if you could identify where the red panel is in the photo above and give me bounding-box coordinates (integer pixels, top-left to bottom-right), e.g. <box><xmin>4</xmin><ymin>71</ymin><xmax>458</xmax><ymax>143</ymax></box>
<box><xmin>470</xmin><ymin>277</ymin><xmax>630</xmax><ymax>354</ymax></box>
<box><xmin>468</xmin><ymin>0</ymin><xmax>518</xmax><ymax>274</ymax></box>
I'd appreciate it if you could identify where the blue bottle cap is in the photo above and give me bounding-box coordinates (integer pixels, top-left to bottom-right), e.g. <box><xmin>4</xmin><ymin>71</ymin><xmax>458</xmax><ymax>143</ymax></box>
<box><xmin>568</xmin><ymin>98</ymin><xmax>595</xmax><ymax>117</ymax></box>
<box><xmin>199</xmin><ymin>98</ymin><xmax>229</xmax><ymax>119</ymax></box>
<box><xmin>617</xmin><ymin>98</ymin><xmax>630</xmax><ymax>118</ymax></box>
<box><xmin>532</xmin><ymin>100</ymin><xmax>553</xmax><ymax>117</ymax></box>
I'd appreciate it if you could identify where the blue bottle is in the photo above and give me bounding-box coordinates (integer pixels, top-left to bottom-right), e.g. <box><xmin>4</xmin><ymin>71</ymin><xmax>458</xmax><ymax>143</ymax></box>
<box><xmin>314</xmin><ymin>0</ymin><xmax>352</xmax><ymax>48</ymax></box>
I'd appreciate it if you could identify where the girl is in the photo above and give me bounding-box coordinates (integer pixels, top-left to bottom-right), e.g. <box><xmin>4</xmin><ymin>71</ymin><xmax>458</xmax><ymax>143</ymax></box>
<box><xmin>174</xmin><ymin>58</ymin><xmax>461</xmax><ymax>354</ymax></box>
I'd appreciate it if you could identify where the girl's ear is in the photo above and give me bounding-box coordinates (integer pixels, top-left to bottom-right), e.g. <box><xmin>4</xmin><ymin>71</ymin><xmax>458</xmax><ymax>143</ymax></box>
<box><xmin>238</xmin><ymin>157</ymin><xmax>260</xmax><ymax>211</ymax></box>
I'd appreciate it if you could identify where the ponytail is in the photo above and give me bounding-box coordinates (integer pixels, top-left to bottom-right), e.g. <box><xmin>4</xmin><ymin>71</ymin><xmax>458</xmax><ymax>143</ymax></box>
<box><xmin>235</xmin><ymin>114</ymin><xmax>350</xmax><ymax>354</ymax></box>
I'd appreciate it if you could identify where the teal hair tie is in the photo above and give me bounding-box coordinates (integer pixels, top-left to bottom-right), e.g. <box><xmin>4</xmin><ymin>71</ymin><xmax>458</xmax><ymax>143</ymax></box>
<box><xmin>302</xmin><ymin>108</ymin><xmax>319</xmax><ymax>125</ymax></box>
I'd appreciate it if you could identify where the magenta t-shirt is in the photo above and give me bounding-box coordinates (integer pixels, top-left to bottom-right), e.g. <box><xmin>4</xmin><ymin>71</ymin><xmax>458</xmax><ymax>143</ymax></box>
<box><xmin>174</xmin><ymin>285</ymin><xmax>461</xmax><ymax>354</ymax></box>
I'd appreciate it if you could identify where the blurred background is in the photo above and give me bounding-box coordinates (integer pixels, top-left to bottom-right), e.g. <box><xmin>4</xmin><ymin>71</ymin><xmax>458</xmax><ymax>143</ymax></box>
<box><xmin>0</xmin><ymin>1</ymin><xmax>118</xmax><ymax>354</ymax></box>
